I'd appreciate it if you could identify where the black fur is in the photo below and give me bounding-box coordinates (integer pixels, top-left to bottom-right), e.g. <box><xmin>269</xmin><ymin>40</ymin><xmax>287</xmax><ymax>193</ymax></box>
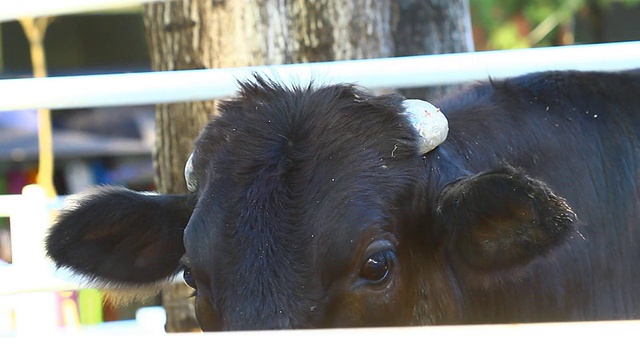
<box><xmin>45</xmin><ymin>70</ymin><xmax>640</xmax><ymax>330</ymax></box>
<box><xmin>46</xmin><ymin>188</ymin><xmax>192</xmax><ymax>284</ymax></box>
<box><xmin>436</xmin><ymin>166</ymin><xmax>577</xmax><ymax>270</ymax></box>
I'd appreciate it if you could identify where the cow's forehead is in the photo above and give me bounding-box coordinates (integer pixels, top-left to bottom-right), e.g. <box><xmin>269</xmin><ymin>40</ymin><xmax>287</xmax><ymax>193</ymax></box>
<box><xmin>191</xmin><ymin>135</ymin><xmax>397</xmax><ymax>246</ymax></box>
<box><xmin>184</xmin><ymin>81</ymin><xmax>421</xmax><ymax>284</ymax></box>
<box><xmin>193</xmin><ymin>80</ymin><xmax>419</xmax><ymax>168</ymax></box>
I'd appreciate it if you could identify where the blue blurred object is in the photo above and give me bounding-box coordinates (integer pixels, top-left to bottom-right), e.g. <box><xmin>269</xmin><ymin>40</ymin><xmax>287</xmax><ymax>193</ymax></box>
<box><xmin>0</xmin><ymin>110</ymin><xmax>38</xmax><ymax>131</ymax></box>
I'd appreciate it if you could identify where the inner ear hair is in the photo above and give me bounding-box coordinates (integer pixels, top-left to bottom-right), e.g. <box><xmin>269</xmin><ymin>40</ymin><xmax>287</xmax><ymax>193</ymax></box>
<box><xmin>436</xmin><ymin>166</ymin><xmax>577</xmax><ymax>270</ymax></box>
<box><xmin>101</xmin><ymin>283</ymin><xmax>167</xmax><ymax>308</ymax></box>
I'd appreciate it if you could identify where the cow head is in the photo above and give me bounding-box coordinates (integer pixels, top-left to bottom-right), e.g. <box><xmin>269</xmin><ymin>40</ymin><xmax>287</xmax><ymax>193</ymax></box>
<box><xmin>46</xmin><ymin>77</ymin><xmax>577</xmax><ymax>330</ymax></box>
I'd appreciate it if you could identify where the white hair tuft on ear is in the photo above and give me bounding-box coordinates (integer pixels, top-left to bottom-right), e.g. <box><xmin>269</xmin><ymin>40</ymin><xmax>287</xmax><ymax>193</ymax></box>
<box><xmin>403</xmin><ymin>99</ymin><xmax>449</xmax><ymax>154</ymax></box>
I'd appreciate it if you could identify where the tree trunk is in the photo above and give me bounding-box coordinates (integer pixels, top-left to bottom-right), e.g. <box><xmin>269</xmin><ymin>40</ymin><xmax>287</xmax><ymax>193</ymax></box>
<box><xmin>143</xmin><ymin>0</ymin><xmax>213</xmax><ymax>333</ymax></box>
<box><xmin>143</xmin><ymin>0</ymin><xmax>471</xmax><ymax>332</ymax></box>
<box><xmin>392</xmin><ymin>0</ymin><xmax>474</xmax><ymax>100</ymax></box>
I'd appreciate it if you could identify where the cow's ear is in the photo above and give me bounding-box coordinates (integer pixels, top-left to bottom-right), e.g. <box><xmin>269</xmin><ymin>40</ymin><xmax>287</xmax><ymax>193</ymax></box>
<box><xmin>436</xmin><ymin>167</ymin><xmax>576</xmax><ymax>270</ymax></box>
<box><xmin>46</xmin><ymin>187</ymin><xmax>193</xmax><ymax>285</ymax></box>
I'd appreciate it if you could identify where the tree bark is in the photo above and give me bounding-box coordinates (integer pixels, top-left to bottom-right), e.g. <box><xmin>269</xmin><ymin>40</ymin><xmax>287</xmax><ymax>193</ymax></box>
<box><xmin>144</xmin><ymin>0</ymin><xmax>213</xmax><ymax>333</ymax></box>
<box><xmin>143</xmin><ymin>0</ymin><xmax>472</xmax><ymax>332</ymax></box>
<box><xmin>392</xmin><ymin>0</ymin><xmax>474</xmax><ymax>100</ymax></box>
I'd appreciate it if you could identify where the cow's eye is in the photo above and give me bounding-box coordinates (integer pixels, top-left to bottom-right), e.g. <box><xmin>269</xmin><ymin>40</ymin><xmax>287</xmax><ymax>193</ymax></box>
<box><xmin>359</xmin><ymin>240</ymin><xmax>397</xmax><ymax>285</ymax></box>
<box><xmin>360</xmin><ymin>251</ymin><xmax>395</xmax><ymax>283</ymax></box>
<box><xmin>182</xmin><ymin>266</ymin><xmax>197</xmax><ymax>289</ymax></box>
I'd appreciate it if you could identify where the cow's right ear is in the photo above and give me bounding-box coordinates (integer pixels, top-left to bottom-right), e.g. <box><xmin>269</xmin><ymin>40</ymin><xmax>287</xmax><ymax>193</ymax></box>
<box><xmin>436</xmin><ymin>167</ymin><xmax>577</xmax><ymax>270</ymax></box>
<box><xmin>46</xmin><ymin>187</ymin><xmax>193</xmax><ymax>285</ymax></box>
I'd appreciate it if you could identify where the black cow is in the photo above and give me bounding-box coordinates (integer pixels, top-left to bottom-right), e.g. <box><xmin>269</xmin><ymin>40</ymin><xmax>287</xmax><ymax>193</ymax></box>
<box><xmin>46</xmin><ymin>70</ymin><xmax>640</xmax><ymax>330</ymax></box>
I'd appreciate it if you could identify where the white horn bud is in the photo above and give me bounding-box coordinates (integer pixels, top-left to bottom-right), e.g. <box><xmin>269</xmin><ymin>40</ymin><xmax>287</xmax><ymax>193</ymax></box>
<box><xmin>184</xmin><ymin>153</ymin><xmax>197</xmax><ymax>192</ymax></box>
<box><xmin>403</xmin><ymin>99</ymin><xmax>449</xmax><ymax>154</ymax></box>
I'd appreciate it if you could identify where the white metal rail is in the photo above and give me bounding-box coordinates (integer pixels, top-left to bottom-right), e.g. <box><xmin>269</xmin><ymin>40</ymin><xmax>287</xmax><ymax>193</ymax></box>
<box><xmin>0</xmin><ymin>41</ymin><xmax>639</xmax><ymax>111</ymax></box>
<box><xmin>0</xmin><ymin>0</ymin><xmax>167</xmax><ymax>22</ymax></box>
<box><xmin>3</xmin><ymin>320</ymin><xmax>640</xmax><ymax>358</ymax></box>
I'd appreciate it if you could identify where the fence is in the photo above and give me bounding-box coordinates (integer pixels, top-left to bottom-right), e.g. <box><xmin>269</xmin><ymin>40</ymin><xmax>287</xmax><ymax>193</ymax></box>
<box><xmin>1</xmin><ymin>0</ymin><xmax>640</xmax><ymax>352</ymax></box>
<box><xmin>4</xmin><ymin>320</ymin><xmax>640</xmax><ymax>358</ymax></box>
<box><xmin>1</xmin><ymin>40</ymin><xmax>640</xmax><ymax>111</ymax></box>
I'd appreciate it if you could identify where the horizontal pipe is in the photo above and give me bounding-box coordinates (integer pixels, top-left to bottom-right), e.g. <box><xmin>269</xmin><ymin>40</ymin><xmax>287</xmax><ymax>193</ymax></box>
<box><xmin>0</xmin><ymin>195</ymin><xmax>24</xmax><ymax>217</ymax></box>
<box><xmin>0</xmin><ymin>266</ymin><xmax>83</xmax><ymax>295</ymax></box>
<box><xmin>0</xmin><ymin>260</ymin><xmax>181</xmax><ymax>295</ymax></box>
<box><xmin>0</xmin><ymin>41</ymin><xmax>639</xmax><ymax>111</ymax></box>
<box><xmin>3</xmin><ymin>320</ymin><xmax>640</xmax><ymax>356</ymax></box>
<box><xmin>0</xmin><ymin>195</ymin><xmax>65</xmax><ymax>221</ymax></box>
<box><xmin>0</xmin><ymin>0</ymin><xmax>165</xmax><ymax>22</ymax></box>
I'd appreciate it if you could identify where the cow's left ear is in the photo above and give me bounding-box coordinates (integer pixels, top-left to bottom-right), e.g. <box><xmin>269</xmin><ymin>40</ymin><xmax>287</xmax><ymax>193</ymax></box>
<box><xmin>436</xmin><ymin>167</ymin><xmax>577</xmax><ymax>270</ymax></box>
<box><xmin>46</xmin><ymin>187</ymin><xmax>193</xmax><ymax>285</ymax></box>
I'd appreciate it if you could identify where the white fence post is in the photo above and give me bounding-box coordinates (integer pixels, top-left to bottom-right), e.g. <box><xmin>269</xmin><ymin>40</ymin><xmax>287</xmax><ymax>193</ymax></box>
<box><xmin>10</xmin><ymin>185</ymin><xmax>59</xmax><ymax>333</ymax></box>
<box><xmin>10</xmin><ymin>185</ymin><xmax>49</xmax><ymax>269</ymax></box>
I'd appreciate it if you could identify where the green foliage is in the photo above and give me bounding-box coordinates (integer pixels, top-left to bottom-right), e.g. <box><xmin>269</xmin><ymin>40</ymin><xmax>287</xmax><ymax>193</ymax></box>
<box><xmin>470</xmin><ymin>0</ymin><xmax>640</xmax><ymax>49</ymax></box>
